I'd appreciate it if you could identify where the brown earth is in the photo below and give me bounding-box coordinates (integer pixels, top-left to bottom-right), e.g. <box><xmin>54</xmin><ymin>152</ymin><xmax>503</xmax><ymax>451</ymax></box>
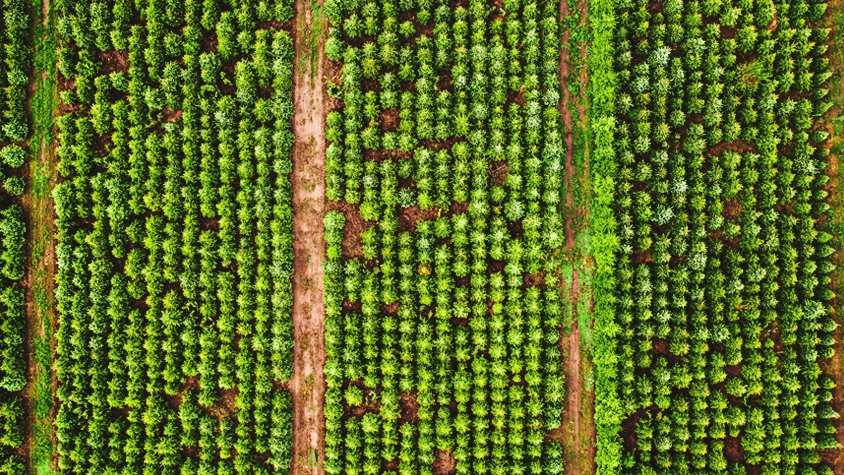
<box><xmin>567</xmin><ymin>267</ymin><xmax>582</xmax><ymax>464</ymax></box>
<box><xmin>706</xmin><ymin>139</ymin><xmax>756</xmax><ymax>157</ymax></box>
<box><xmin>557</xmin><ymin>0</ymin><xmax>578</xmax><ymax>467</ymax></box>
<box><xmin>724</xmin><ymin>436</ymin><xmax>743</xmax><ymax>464</ymax></box>
<box><xmin>290</xmin><ymin>0</ymin><xmax>328</xmax><ymax>472</ymax></box>
<box><xmin>432</xmin><ymin>449</ymin><xmax>456</xmax><ymax>475</ymax></box>
<box><xmin>399</xmin><ymin>391</ymin><xmax>420</xmax><ymax>422</ymax></box>
<box><xmin>97</xmin><ymin>50</ymin><xmax>129</xmax><ymax>75</ymax></box>
<box><xmin>399</xmin><ymin>205</ymin><xmax>441</xmax><ymax>233</ymax></box>
<box><xmin>325</xmin><ymin>200</ymin><xmax>367</xmax><ymax>259</ymax></box>
<box><xmin>161</xmin><ymin>108</ymin><xmax>183</xmax><ymax>123</ymax></box>
<box><xmin>560</xmin><ymin>0</ymin><xmax>576</xmax><ymax>252</ymax></box>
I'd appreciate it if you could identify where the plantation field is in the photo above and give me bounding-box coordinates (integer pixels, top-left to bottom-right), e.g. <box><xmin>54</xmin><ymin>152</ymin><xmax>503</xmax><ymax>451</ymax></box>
<box><xmin>50</xmin><ymin>0</ymin><xmax>298</xmax><ymax>472</ymax></box>
<box><xmin>592</xmin><ymin>1</ymin><xmax>844</xmax><ymax>474</ymax></box>
<box><xmin>1</xmin><ymin>0</ymin><xmax>843</xmax><ymax>474</ymax></box>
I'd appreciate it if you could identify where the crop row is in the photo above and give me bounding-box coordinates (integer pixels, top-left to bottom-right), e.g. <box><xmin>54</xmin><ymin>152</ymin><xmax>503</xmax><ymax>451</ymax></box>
<box><xmin>52</xmin><ymin>0</ymin><xmax>295</xmax><ymax>473</ymax></box>
<box><xmin>0</xmin><ymin>0</ymin><xmax>30</xmax><ymax>471</ymax></box>
<box><xmin>322</xmin><ymin>0</ymin><xmax>569</xmax><ymax>473</ymax></box>
<box><xmin>1</xmin><ymin>0</ymin><xmax>28</xmax><ymax>143</ymax></box>
<box><xmin>592</xmin><ymin>0</ymin><xmax>838</xmax><ymax>474</ymax></box>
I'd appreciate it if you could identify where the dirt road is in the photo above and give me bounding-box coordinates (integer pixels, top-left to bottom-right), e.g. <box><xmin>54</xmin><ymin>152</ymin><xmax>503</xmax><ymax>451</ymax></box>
<box><xmin>290</xmin><ymin>0</ymin><xmax>327</xmax><ymax>472</ymax></box>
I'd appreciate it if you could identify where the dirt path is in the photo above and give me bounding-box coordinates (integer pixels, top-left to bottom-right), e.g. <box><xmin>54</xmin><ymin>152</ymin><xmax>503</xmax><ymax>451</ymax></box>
<box><xmin>290</xmin><ymin>0</ymin><xmax>327</xmax><ymax>472</ymax></box>
<box><xmin>558</xmin><ymin>0</ymin><xmax>583</xmax><ymax>473</ymax></box>
<box><xmin>557</xmin><ymin>1</ymin><xmax>595</xmax><ymax>474</ymax></box>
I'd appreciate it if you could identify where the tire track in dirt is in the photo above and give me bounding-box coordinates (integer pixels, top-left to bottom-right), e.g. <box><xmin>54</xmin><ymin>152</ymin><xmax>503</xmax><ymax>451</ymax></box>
<box><xmin>290</xmin><ymin>0</ymin><xmax>327</xmax><ymax>472</ymax></box>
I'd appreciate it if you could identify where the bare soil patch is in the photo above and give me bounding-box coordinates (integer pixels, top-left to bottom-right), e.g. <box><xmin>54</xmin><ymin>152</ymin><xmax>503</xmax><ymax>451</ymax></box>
<box><xmin>652</xmin><ymin>338</ymin><xmax>669</xmax><ymax>356</ymax></box>
<box><xmin>290</xmin><ymin>0</ymin><xmax>328</xmax><ymax>472</ymax></box>
<box><xmin>326</xmin><ymin>200</ymin><xmax>367</xmax><ymax>259</ymax></box>
<box><xmin>619</xmin><ymin>407</ymin><xmax>650</xmax><ymax>453</ymax></box>
<box><xmin>161</xmin><ymin>108</ymin><xmax>183</xmax><ymax>123</ymax></box>
<box><xmin>399</xmin><ymin>391</ymin><xmax>419</xmax><ymax>422</ymax></box>
<box><xmin>724</xmin><ymin>436</ymin><xmax>743</xmax><ymax>464</ymax></box>
<box><xmin>707</xmin><ymin>139</ymin><xmax>756</xmax><ymax>157</ymax></box>
<box><xmin>723</xmin><ymin>199</ymin><xmax>741</xmax><ymax>221</ymax></box>
<box><xmin>380</xmin><ymin>109</ymin><xmax>399</xmax><ymax>131</ymax></box>
<box><xmin>98</xmin><ymin>50</ymin><xmax>129</xmax><ymax>75</ymax></box>
<box><xmin>399</xmin><ymin>205</ymin><xmax>441</xmax><ymax>233</ymax></box>
<box><xmin>565</xmin><ymin>268</ymin><xmax>583</xmax><ymax>470</ymax></box>
<box><xmin>432</xmin><ymin>449</ymin><xmax>456</xmax><ymax>475</ymax></box>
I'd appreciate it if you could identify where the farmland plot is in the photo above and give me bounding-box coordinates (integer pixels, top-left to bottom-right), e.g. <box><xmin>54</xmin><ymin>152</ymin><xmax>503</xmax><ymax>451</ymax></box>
<box><xmin>5</xmin><ymin>0</ymin><xmax>844</xmax><ymax>473</ymax></box>
<box><xmin>320</xmin><ymin>0</ymin><xmax>570</xmax><ymax>473</ymax></box>
<box><xmin>51</xmin><ymin>0</ymin><xmax>297</xmax><ymax>472</ymax></box>
<box><xmin>591</xmin><ymin>1</ymin><xmax>841</xmax><ymax>474</ymax></box>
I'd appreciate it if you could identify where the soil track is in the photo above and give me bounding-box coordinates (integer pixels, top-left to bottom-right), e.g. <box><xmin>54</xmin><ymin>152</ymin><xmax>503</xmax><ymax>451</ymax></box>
<box><xmin>290</xmin><ymin>0</ymin><xmax>327</xmax><ymax>472</ymax></box>
<box><xmin>558</xmin><ymin>1</ymin><xmax>595</xmax><ymax>474</ymax></box>
<box><xmin>558</xmin><ymin>0</ymin><xmax>583</xmax><ymax>472</ymax></box>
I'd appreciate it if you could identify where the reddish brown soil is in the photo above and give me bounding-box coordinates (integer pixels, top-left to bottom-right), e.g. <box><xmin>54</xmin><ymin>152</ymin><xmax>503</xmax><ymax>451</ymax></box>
<box><xmin>399</xmin><ymin>205</ymin><xmax>441</xmax><ymax>233</ymax></box>
<box><xmin>707</xmin><ymin>139</ymin><xmax>756</xmax><ymax>157</ymax></box>
<box><xmin>432</xmin><ymin>450</ymin><xmax>456</xmax><ymax>475</ymax></box>
<box><xmin>205</xmin><ymin>387</ymin><xmax>240</xmax><ymax>419</ymax></box>
<box><xmin>326</xmin><ymin>200</ymin><xmax>367</xmax><ymax>259</ymax></box>
<box><xmin>399</xmin><ymin>391</ymin><xmax>420</xmax><ymax>422</ymax></box>
<box><xmin>632</xmin><ymin>251</ymin><xmax>652</xmax><ymax>265</ymax></box>
<box><xmin>725</xmin><ymin>365</ymin><xmax>741</xmax><ymax>379</ymax></box>
<box><xmin>380</xmin><ymin>109</ymin><xmax>399</xmax><ymax>131</ymax></box>
<box><xmin>200</xmin><ymin>34</ymin><xmax>219</xmax><ymax>54</ymax></box>
<box><xmin>290</xmin><ymin>0</ymin><xmax>327</xmax><ymax>472</ymax></box>
<box><xmin>619</xmin><ymin>407</ymin><xmax>650</xmax><ymax>453</ymax></box>
<box><xmin>567</xmin><ymin>267</ymin><xmax>583</xmax><ymax>465</ymax></box>
<box><xmin>98</xmin><ymin>50</ymin><xmax>129</xmax><ymax>75</ymax></box>
<box><xmin>723</xmin><ymin>200</ymin><xmax>741</xmax><ymax>221</ymax></box>
<box><xmin>724</xmin><ymin>437</ymin><xmax>743</xmax><ymax>464</ymax></box>
<box><xmin>161</xmin><ymin>108</ymin><xmax>183</xmax><ymax>123</ymax></box>
<box><xmin>652</xmin><ymin>338</ymin><xmax>669</xmax><ymax>356</ymax></box>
